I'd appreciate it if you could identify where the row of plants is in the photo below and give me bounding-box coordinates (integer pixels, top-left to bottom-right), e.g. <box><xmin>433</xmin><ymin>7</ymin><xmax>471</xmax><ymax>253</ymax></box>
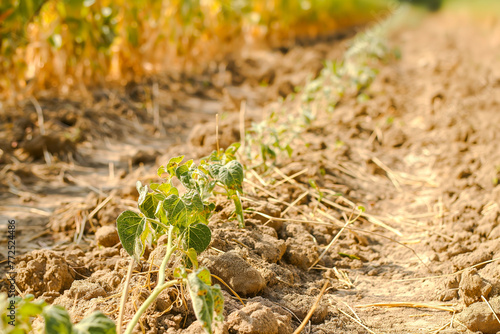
<box><xmin>244</xmin><ymin>4</ymin><xmax>404</xmax><ymax>168</ymax></box>
<box><xmin>0</xmin><ymin>0</ymin><xmax>393</xmax><ymax>98</ymax></box>
<box><xmin>1</xmin><ymin>6</ymin><xmax>404</xmax><ymax>334</ymax></box>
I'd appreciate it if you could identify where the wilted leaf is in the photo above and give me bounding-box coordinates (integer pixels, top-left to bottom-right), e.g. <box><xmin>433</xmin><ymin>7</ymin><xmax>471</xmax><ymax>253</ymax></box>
<box><xmin>212</xmin><ymin>285</ymin><xmax>224</xmax><ymax>322</ymax></box>
<box><xmin>184</xmin><ymin>247</ymin><xmax>199</xmax><ymax>269</ymax></box>
<box><xmin>187</xmin><ymin>268</ymin><xmax>224</xmax><ymax>334</ymax></box>
<box><xmin>231</xmin><ymin>192</ymin><xmax>245</xmax><ymax>228</ymax></box>
<box><xmin>195</xmin><ymin>266</ymin><xmax>212</xmax><ymax>285</ymax></box>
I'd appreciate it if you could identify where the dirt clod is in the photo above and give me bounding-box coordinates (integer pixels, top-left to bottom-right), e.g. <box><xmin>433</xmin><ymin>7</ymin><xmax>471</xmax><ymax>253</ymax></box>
<box><xmin>281</xmin><ymin>293</ymin><xmax>329</xmax><ymax>324</ymax></box>
<box><xmin>95</xmin><ymin>225</ymin><xmax>120</xmax><ymax>247</ymax></box>
<box><xmin>457</xmin><ymin>296</ymin><xmax>500</xmax><ymax>334</ymax></box>
<box><xmin>16</xmin><ymin>250</ymin><xmax>75</xmax><ymax>299</ymax></box>
<box><xmin>227</xmin><ymin>302</ymin><xmax>280</xmax><ymax>334</ymax></box>
<box><xmin>436</xmin><ymin>275</ymin><xmax>460</xmax><ymax>302</ymax></box>
<box><xmin>204</xmin><ymin>251</ymin><xmax>265</xmax><ymax>296</ymax></box>
<box><xmin>282</xmin><ymin>224</ymin><xmax>319</xmax><ymax>269</ymax></box>
<box><xmin>245</xmin><ymin>202</ymin><xmax>283</xmax><ymax>232</ymax></box>
<box><xmin>459</xmin><ymin>268</ymin><xmax>493</xmax><ymax>306</ymax></box>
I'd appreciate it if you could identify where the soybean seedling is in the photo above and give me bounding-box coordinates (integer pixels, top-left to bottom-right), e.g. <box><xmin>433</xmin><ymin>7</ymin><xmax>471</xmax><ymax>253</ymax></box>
<box><xmin>0</xmin><ymin>293</ymin><xmax>115</xmax><ymax>334</ymax></box>
<box><xmin>116</xmin><ymin>143</ymin><xmax>244</xmax><ymax>334</ymax></box>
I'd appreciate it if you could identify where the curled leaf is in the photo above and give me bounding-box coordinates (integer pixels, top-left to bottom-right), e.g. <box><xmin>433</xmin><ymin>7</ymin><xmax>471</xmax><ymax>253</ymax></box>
<box><xmin>166</xmin><ymin>156</ymin><xmax>184</xmax><ymax>175</ymax></box>
<box><xmin>187</xmin><ymin>268</ymin><xmax>224</xmax><ymax>334</ymax></box>
<box><xmin>209</xmin><ymin>160</ymin><xmax>244</xmax><ymax>193</ymax></box>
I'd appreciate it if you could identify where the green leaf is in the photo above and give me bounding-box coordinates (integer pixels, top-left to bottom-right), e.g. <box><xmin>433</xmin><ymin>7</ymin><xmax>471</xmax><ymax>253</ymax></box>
<box><xmin>151</xmin><ymin>183</ymin><xmax>179</xmax><ymax>197</ymax></box>
<box><xmin>73</xmin><ymin>311</ymin><xmax>116</xmax><ymax>334</ymax></box>
<box><xmin>187</xmin><ymin>268</ymin><xmax>224</xmax><ymax>334</ymax></box>
<box><xmin>139</xmin><ymin>193</ymin><xmax>165</xmax><ymax>219</ymax></box>
<box><xmin>162</xmin><ymin>191</ymin><xmax>205</xmax><ymax>228</ymax></box>
<box><xmin>183</xmin><ymin>190</ymin><xmax>205</xmax><ymax>213</ymax></box>
<box><xmin>157</xmin><ymin>165</ymin><xmax>167</xmax><ymax>177</ymax></box>
<box><xmin>175</xmin><ymin>160</ymin><xmax>196</xmax><ymax>189</ymax></box>
<box><xmin>162</xmin><ymin>194</ymin><xmax>188</xmax><ymax>228</ymax></box>
<box><xmin>160</xmin><ymin>183</ymin><xmax>178</xmax><ymax>196</ymax></box>
<box><xmin>116</xmin><ymin>210</ymin><xmax>146</xmax><ymax>260</ymax></box>
<box><xmin>223</xmin><ymin>143</ymin><xmax>241</xmax><ymax>161</ymax></box>
<box><xmin>184</xmin><ymin>223</ymin><xmax>211</xmax><ymax>253</ymax></box>
<box><xmin>1</xmin><ymin>294</ymin><xmax>46</xmax><ymax>333</ymax></box>
<box><xmin>16</xmin><ymin>298</ymin><xmax>45</xmax><ymax>317</ymax></box>
<box><xmin>201</xmin><ymin>148</ymin><xmax>222</xmax><ymax>164</ymax></box>
<box><xmin>166</xmin><ymin>156</ymin><xmax>184</xmax><ymax>175</ymax></box>
<box><xmin>210</xmin><ymin>160</ymin><xmax>244</xmax><ymax>193</ymax></box>
<box><xmin>43</xmin><ymin>305</ymin><xmax>73</xmax><ymax>334</ymax></box>
<box><xmin>261</xmin><ymin>144</ymin><xmax>276</xmax><ymax>161</ymax></box>
<box><xmin>48</xmin><ymin>34</ymin><xmax>62</xmax><ymax>49</ymax></box>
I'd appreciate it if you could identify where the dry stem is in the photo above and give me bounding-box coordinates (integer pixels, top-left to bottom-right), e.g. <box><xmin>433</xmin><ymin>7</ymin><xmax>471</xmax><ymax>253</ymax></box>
<box><xmin>292</xmin><ymin>280</ymin><xmax>329</xmax><ymax>334</ymax></box>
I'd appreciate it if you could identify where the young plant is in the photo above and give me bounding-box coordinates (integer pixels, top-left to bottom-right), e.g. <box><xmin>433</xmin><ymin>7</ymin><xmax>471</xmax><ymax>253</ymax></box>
<box><xmin>0</xmin><ymin>293</ymin><xmax>115</xmax><ymax>334</ymax></box>
<box><xmin>199</xmin><ymin>143</ymin><xmax>245</xmax><ymax>228</ymax></box>
<box><xmin>244</xmin><ymin>12</ymin><xmax>397</xmax><ymax>170</ymax></box>
<box><xmin>116</xmin><ymin>144</ymin><xmax>244</xmax><ymax>334</ymax></box>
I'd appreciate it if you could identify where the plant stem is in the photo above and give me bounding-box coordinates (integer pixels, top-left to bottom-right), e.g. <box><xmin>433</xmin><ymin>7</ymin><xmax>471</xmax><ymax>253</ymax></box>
<box><xmin>232</xmin><ymin>192</ymin><xmax>245</xmax><ymax>228</ymax></box>
<box><xmin>124</xmin><ymin>226</ymin><xmax>178</xmax><ymax>334</ymax></box>
<box><xmin>117</xmin><ymin>258</ymin><xmax>135</xmax><ymax>334</ymax></box>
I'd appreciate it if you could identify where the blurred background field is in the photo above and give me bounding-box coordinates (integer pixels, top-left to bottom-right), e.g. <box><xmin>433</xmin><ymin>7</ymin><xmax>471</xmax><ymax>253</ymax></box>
<box><xmin>2</xmin><ymin>0</ymin><xmax>498</xmax><ymax>102</ymax></box>
<box><xmin>0</xmin><ymin>0</ymin><xmax>404</xmax><ymax>101</ymax></box>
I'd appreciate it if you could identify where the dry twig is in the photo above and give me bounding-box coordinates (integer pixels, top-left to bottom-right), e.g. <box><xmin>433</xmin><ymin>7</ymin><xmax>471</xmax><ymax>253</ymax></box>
<box><xmin>293</xmin><ymin>280</ymin><xmax>329</xmax><ymax>334</ymax></box>
<box><xmin>481</xmin><ymin>295</ymin><xmax>500</xmax><ymax>326</ymax></box>
<box><xmin>355</xmin><ymin>302</ymin><xmax>455</xmax><ymax>312</ymax></box>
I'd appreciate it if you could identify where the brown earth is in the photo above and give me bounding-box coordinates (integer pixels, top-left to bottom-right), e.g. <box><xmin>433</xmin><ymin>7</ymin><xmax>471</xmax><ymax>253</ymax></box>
<box><xmin>2</xmin><ymin>8</ymin><xmax>500</xmax><ymax>334</ymax></box>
